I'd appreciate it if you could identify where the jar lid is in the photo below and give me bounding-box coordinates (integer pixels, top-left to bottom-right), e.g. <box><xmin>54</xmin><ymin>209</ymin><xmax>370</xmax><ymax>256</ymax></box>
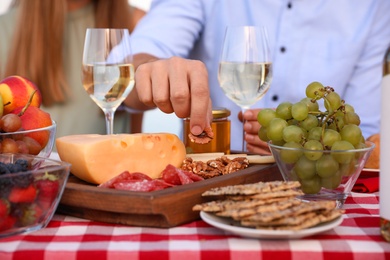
<box><xmin>212</xmin><ymin>107</ymin><xmax>231</xmax><ymax>118</ymax></box>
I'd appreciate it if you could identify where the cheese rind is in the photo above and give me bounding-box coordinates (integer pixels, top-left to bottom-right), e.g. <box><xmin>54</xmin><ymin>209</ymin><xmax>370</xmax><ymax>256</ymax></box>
<box><xmin>56</xmin><ymin>133</ymin><xmax>186</xmax><ymax>184</ymax></box>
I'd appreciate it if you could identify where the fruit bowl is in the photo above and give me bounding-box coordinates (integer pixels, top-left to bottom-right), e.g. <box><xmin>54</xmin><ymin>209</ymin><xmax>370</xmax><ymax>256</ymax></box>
<box><xmin>0</xmin><ymin>153</ymin><xmax>70</xmax><ymax>238</ymax></box>
<box><xmin>268</xmin><ymin>141</ymin><xmax>375</xmax><ymax>208</ymax></box>
<box><xmin>0</xmin><ymin>120</ymin><xmax>56</xmax><ymax>158</ymax></box>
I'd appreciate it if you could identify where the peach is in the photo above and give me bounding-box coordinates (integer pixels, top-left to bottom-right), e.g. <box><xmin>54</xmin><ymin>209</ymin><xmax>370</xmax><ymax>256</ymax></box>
<box><xmin>12</xmin><ymin>106</ymin><xmax>52</xmax><ymax>147</ymax></box>
<box><xmin>0</xmin><ymin>76</ymin><xmax>42</xmax><ymax>114</ymax></box>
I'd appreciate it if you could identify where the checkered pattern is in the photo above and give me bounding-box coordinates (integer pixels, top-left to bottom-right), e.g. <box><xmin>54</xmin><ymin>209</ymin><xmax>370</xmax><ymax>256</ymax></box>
<box><xmin>0</xmin><ymin>192</ymin><xmax>389</xmax><ymax>260</ymax></box>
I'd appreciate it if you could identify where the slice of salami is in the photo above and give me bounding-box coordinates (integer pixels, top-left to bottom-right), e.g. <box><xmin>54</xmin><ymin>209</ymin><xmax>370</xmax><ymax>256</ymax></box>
<box><xmin>98</xmin><ymin>171</ymin><xmax>133</xmax><ymax>188</ymax></box>
<box><xmin>161</xmin><ymin>164</ymin><xmax>182</xmax><ymax>185</ymax></box>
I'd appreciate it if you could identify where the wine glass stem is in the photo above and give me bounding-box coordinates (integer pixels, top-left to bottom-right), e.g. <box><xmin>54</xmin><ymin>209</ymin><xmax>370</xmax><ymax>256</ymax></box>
<box><xmin>103</xmin><ymin>109</ymin><xmax>115</xmax><ymax>135</ymax></box>
<box><xmin>242</xmin><ymin>108</ymin><xmax>247</xmax><ymax>152</ymax></box>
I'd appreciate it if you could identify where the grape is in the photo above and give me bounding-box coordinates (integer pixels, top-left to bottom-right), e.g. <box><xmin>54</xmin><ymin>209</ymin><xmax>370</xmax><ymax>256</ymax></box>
<box><xmin>322</xmin><ymin>129</ymin><xmax>341</xmax><ymax>148</ymax></box>
<box><xmin>307</xmin><ymin>126</ymin><xmax>322</xmax><ymax>141</ymax></box>
<box><xmin>258</xmin><ymin>126</ymin><xmax>269</xmax><ymax>142</ymax></box>
<box><xmin>291</xmin><ymin>102</ymin><xmax>308</xmax><ymax>121</ymax></box>
<box><xmin>305</xmin><ymin>81</ymin><xmax>325</xmax><ymax>99</ymax></box>
<box><xmin>344</xmin><ymin>104</ymin><xmax>355</xmax><ymax>113</ymax></box>
<box><xmin>282</xmin><ymin>125</ymin><xmax>305</xmax><ymax>143</ymax></box>
<box><xmin>0</xmin><ymin>114</ymin><xmax>22</xmax><ymax>133</ymax></box>
<box><xmin>279</xmin><ymin>142</ymin><xmax>303</xmax><ymax>164</ymax></box>
<box><xmin>331</xmin><ymin>140</ymin><xmax>355</xmax><ymax>164</ymax></box>
<box><xmin>294</xmin><ymin>155</ymin><xmax>316</xmax><ymax>180</ymax></box>
<box><xmin>1</xmin><ymin>138</ymin><xmax>19</xmax><ymax>154</ymax></box>
<box><xmin>301</xmin><ymin>97</ymin><xmax>319</xmax><ymax>112</ymax></box>
<box><xmin>257</xmin><ymin>108</ymin><xmax>276</xmax><ymax>127</ymax></box>
<box><xmin>321</xmin><ymin>170</ymin><xmax>342</xmax><ymax>190</ymax></box>
<box><xmin>267</xmin><ymin>118</ymin><xmax>288</xmax><ymax>142</ymax></box>
<box><xmin>300</xmin><ymin>175</ymin><xmax>322</xmax><ymax>194</ymax></box>
<box><xmin>340</xmin><ymin>124</ymin><xmax>362</xmax><ymax>146</ymax></box>
<box><xmin>303</xmin><ymin>140</ymin><xmax>323</xmax><ymax>161</ymax></box>
<box><xmin>300</xmin><ymin>114</ymin><xmax>318</xmax><ymax>131</ymax></box>
<box><xmin>324</xmin><ymin>91</ymin><xmax>342</xmax><ymax>112</ymax></box>
<box><xmin>316</xmin><ymin>154</ymin><xmax>339</xmax><ymax>178</ymax></box>
<box><xmin>275</xmin><ymin>102</ymin><xmax>292</xmax><ymax>120</ymax></box>
<box><xmin>328</xmin><ymin>115</ymin><xmax>345</xmax><ymax>132</ymax></box>
<box><xmin>344</xmin><ymin>112</ymin><xmax>361</xmax><ymax>125</ymax></box>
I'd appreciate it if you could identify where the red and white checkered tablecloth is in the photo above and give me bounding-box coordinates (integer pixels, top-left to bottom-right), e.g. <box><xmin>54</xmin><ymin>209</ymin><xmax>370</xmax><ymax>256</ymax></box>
<box><xmin>0</xmin><ymin>192</ymin><xmax>389</xmax><ymax>260</ymax></box>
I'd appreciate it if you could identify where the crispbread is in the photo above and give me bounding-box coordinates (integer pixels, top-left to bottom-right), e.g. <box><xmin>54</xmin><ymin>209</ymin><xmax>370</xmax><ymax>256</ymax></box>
<box><xmin>216</xmin><ymin>198</ymin><xmax>302</xmax><ymax>219</ymax></box>
<box><xmin>242</xmin><ymin>200</ymin><xmax>337</xmax><ymax>223</ymax></box>
<box><xmin>201</xmin><ymin>181</ymin><xmax>301</xmax><ymax>196</ymax></box>
<box><xmin>250</xmin><ymin>209</ymin><xmax>344</xmax><ymax>231</ymax></box>
<box><xmin>228</xmin><ymin>189</ymin><xmax>304</xmax><ymax>201</ymax></box>
<box><xmin>192</xmin><ymin>196</ymin><xmax>292</xmax><ymax>212</ymax></box>
<box><xmin>193</xmin><ymin>180</ymin><xmax>344</xmax><ymax>231</ymax></box>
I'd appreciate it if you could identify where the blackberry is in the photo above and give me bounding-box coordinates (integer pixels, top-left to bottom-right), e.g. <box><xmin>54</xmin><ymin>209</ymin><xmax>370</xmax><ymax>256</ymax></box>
<box><xmin>0</xmin><ymin>178</ymin><xmax>12</xmax><ymax>197</ymax></box>
<box><xmin>0</xmin><ymin>162</ymin><xmax>10</xmax><ymax>175</ymax></box>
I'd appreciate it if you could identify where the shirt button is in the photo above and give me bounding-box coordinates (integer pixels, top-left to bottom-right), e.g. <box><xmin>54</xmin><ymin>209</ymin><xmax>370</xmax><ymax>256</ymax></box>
<box><xmin>272</xmin><ymin>95</ymin><xmax>279</xmax><ymax>101</ymax></box>
<box><xmin>280</xmin><ymin>46</ymin><xmax>286</xmax><ymax>53</ymax></box>
<box><xmin>287</xmin><ymin>2</ymin><xmax>292</xmax><ymax>9</ymax></box>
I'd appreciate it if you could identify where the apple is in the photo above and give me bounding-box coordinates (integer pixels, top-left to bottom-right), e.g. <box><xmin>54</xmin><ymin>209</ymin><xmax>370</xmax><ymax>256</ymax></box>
<box><xmin>12</xmin><ymin>106</ymin><xmax>52</xmax><ymax>147</ymax></box>
<box><xmin>0</xmin><ymin>76</ymin><xmax>42</xmax><ymax>114</ymax></box>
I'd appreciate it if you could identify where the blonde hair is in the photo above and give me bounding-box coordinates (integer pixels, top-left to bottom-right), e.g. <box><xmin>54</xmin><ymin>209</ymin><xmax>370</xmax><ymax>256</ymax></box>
<box><xmin>5</xmin><ymin>0</ymin><xmax>136</xmax><ymax>107</ymax></box>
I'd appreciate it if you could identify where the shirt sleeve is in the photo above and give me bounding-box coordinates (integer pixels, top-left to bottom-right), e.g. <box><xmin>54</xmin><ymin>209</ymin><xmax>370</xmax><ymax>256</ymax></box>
<box><xmin>343</xmin><ymin>0</ymin><xmax>390</xmax><ymax>138</ymax></box>
<box><xmin>129</xmin><ymin>0</ymin><xmax>205</xmax><ymax>59</ymax></box>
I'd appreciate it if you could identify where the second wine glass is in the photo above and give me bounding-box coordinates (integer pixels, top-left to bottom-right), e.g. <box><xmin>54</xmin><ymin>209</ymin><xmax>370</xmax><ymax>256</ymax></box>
<box><xmin>218</xmin><ymin>25</ymin><xmax>272</xmax><ymax>151</ymax></box>
<box><xmin>82</xmin><ymin>28</ymin><xmax>134</xmax><ymax>135</ymax></box>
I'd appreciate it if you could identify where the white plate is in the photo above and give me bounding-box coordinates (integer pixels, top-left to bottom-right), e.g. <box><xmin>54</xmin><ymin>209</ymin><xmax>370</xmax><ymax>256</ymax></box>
<box><xmin>200</xmin><ymin>211</ymin><xmax>343</xmax><ymax>239</ymax></box>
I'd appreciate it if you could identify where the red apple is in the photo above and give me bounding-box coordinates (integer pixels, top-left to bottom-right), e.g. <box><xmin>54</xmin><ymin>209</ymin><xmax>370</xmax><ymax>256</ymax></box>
<box><xmin>0</xmin><ymin>76</ymin><xmax>42</xmax><ymax>114</ymax></box>
<box><xmin>12</xmin><ymin>106</ymin><xmax>52</xmax><ymax>147</ymax></box>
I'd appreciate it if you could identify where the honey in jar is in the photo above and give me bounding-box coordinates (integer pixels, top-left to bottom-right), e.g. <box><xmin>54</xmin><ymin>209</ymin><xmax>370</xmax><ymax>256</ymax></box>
<box><xmin>184</xmin><ymin>107</ymin><xmax>231</xmax><ymax>154</ymax></box>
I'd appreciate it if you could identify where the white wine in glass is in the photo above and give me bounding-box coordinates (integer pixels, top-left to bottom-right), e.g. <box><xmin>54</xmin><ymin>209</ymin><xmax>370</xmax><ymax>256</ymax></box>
<box><xmin>82</xmin><ymin>28</ymin><xmax>134</xmax><ymax>135</ymax></box>
<box><xmin>218</xmin><ymin>26</ymin><xmax>272</xmax><ymax>151</ymax></box>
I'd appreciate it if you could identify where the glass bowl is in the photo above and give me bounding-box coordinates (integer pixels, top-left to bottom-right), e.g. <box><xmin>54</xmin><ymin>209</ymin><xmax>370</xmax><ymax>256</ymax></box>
<box><xmin>0</xmin><ymin>120</ymin><xmax>56</xmax><ymax>158</ymax></box>
<box><xmin>268</xmin><ymin>141</ymin><xmax>375</xmax><ymax>208</ymax></box>
<box><xmin>0</xmin><ymin>153</ymin><xmax>70</xmax><ymax>238</ymax></box>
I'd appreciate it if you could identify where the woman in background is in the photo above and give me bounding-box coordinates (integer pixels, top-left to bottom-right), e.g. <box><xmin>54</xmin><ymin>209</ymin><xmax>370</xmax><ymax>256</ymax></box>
<box><xmin>0</xmin><ymin>0</ymin><xmax>145</xmax><ymax>140</ymax></box>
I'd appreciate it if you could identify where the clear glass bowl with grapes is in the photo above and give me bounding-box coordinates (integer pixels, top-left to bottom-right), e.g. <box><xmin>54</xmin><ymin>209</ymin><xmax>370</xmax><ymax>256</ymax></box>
<box><xmin>0</xmin><ymin>153</ymin><xmax>70</xmax><ymax>238</ymax></box>
<box><xmin>258</xmin><ymin>81</ymin><xmax>376</xmax><ymax>208</ymax></box>
<box><xmin>268</xmin><ymin>140</ymin><xmax>374</xmax><ymax>207</ymax></box>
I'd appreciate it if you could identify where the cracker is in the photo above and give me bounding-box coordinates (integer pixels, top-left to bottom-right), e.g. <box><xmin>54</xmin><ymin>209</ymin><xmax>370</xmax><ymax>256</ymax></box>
<box><xmin>201</xmin><ymin>181</ymin><xmax>301</xmax><ymax>196</ymax></box>
<box><xmin>242</xmin><ymin>200</ymin><xmax>337</xmax><ymax>223</ymax></box>
<box><xmin>228</xmin><ymin>189</ymin><xmax>304</xmax><ymax>201</ymax></box>
<box><xmin>192</xmin><ymin>196</ymin><xmax>292</xmax><ymax>212</ymax></box>
<box><xmin>216</xmin><ymin>198</ymin><xmax>302</xmax><ymax>219</ymax></box>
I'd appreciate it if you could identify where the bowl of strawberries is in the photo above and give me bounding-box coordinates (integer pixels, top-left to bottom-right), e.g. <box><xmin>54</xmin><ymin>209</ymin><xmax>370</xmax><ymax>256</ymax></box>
<box><xmin>0</xmin><ymin>153</ymin><xmax>70</xmax><ymax>238</ymax></box>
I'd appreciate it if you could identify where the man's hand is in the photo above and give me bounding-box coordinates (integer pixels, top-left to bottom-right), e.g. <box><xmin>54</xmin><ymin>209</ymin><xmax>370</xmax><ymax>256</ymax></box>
<box><xmin>242</xmin><ymin>109</ymin><xmax>271</xmax><ymax>154</ymax></box>
<box><xmin>124</xmin><ymin>55</ymin><xmax>213</xmax><ymax>136</ymax></box>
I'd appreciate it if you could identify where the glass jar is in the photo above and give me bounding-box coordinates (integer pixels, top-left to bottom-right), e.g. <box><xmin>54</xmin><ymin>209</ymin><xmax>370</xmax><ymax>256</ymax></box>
<box><xmin>184</xmin><ymin>107</ymin><xmax>231</xmax><ymax>154</ymax></box>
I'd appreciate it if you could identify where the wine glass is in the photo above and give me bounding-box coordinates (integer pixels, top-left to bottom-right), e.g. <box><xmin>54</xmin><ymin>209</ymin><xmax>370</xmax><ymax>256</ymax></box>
<box><xmin>218</xmin><ymin>26</ymin><xmax>272</xmax><ymax>151</ymax></box>
<box><xmin>82</xmin><ymin>28</ymin><xmax>134</xmax><ymax>134</ymax></box>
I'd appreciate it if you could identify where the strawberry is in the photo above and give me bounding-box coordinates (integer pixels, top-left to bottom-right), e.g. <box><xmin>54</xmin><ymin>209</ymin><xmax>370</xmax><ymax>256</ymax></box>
<box><xmin>0</xmin><ymin>199</ymin><xmax>10</xmax><ymax>220</ymax></box>
<box><xmin>35</xmin><ymin>176</ymin><xmax>59</xmax><ymax>211</ymax></box>
<box><xmin>0</xmin><ymin>215</ymin><xmax>16</xmax><ymax>231</ymax></box>
<box><xmin>8</xmin><ymin>184</ymin><xmax>37</xmax><ymax>203</ymax></box>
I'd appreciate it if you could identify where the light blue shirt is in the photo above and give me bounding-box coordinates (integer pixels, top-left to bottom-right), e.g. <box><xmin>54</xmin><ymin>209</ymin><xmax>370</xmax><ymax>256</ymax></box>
<box><xmin>130</xmin><ymin>0</ymin><xmax>390</xmax><ymax>150</ymax></box>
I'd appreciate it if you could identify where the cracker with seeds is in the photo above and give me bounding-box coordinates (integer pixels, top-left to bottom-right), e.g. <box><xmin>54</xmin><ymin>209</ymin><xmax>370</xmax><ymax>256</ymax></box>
<box><xmin>202</xmin><ymin>181</ymin><xmax>301</xmax><ymax>196</ymax></box>
<box><xmin>193</xmin><ymin>180</ymin><xmax>344</xmax><ymax>231</ymax></box>
<box><xmin>216</xmin><ymin>198</ymin><xmax>302</xmax><ymax>219</ymax></box>
<box><xmin>242</xmin><ymin>200</ymin><xmax>337</xmax><ymax>223</ymax></box>
<box><xmin>192</xmin><ymin>196</ymin><xmax>292</xmax><ymax>212</ymax></box>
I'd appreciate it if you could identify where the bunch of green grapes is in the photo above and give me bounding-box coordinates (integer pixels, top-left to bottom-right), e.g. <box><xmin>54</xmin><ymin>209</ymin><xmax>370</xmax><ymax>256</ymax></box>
<box><xmin>258</xmin><ymin>81</ymin><xmax>366</xmax><ymax>194</ymax></box>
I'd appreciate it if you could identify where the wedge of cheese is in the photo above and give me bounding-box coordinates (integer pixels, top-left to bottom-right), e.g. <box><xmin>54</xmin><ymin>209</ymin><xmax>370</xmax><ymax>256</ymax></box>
<box><xmin>56</xmin><ymin>133</ymin><xmax>186</xmax><ymax>184</ymax></box>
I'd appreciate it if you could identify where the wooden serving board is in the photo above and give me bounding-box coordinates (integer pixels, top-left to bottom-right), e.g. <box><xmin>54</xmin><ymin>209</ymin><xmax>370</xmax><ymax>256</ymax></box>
<box><xmin>58</xmin><ymin>163</ymin><xmax>282</xmax><ymax>228</ymax></box>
